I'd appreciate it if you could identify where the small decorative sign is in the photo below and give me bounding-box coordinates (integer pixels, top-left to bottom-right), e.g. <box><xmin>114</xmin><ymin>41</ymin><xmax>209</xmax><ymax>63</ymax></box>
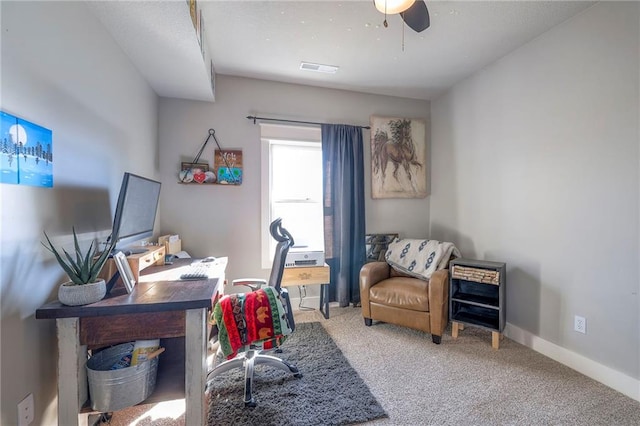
<box><xmin>214</xmin><ymin>149</ymin><xmax>242</xmax><ymax>185</ymax></box>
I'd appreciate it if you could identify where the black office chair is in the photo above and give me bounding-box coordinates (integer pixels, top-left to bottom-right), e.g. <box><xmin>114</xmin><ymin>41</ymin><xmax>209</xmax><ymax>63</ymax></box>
<box><xmin>205</xmin><ymin>218</ymin><xmax>302</xmax><ymax>407</ymax></box>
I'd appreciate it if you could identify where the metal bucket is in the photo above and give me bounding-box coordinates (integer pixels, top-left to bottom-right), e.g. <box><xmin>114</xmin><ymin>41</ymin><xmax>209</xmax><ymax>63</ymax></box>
<box><xmin>86</xmin><ymin>342</ymin><xmax>159</xmax><ymax>412</ymax></box>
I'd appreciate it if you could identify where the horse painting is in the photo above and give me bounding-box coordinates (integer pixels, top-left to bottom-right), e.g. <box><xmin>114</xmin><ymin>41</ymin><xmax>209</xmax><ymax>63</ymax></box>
<box><xmin>370</xmin><ymin>117</ymin><xmax>426</xmax><ymax>198</ymax></box>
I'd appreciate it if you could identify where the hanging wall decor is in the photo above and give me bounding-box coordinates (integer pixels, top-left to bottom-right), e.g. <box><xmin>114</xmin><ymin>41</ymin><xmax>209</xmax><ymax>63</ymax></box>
<box><xmin>179</xmin><ymin>128</ymin><xmax>240</xmax><ymax>185</ymax></box>
<box><xmin>179</xmin><ymin>162</ymin><xmax>215</xmax><ymax>184</ymax></box>
<box><xmin>1</xmin><ymin>110</ymin><xmax>53</xmax><ymax>187</ymax></box>
<box><xmin>370</xmin><ymin>115</ymin><xmax>426</xmax><ymax>199</ymax></box>
<box><xmin>214</xmin><ymin>149</ymin><xmax>242</xmax><ymax>185</ymax></box>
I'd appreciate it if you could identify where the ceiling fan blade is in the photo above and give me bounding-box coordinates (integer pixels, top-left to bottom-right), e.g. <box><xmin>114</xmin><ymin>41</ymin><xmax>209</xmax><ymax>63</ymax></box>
<box><xmin>401</xmin><ymin>0</ymin><xmax>430</xmax><ymax>33</ymax></box>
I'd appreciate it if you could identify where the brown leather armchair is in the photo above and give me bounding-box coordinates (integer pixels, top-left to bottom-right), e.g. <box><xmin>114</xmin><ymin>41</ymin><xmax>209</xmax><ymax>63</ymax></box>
<box><xmin>359</xmin><ymin>262</ymin><xmax>449</xmax><ymax>344</ymax></box>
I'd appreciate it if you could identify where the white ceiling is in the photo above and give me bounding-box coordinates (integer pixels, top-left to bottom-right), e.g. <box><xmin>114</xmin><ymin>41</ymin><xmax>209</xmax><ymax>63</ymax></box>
<box><xmin>89</xmin><ymin>1</ymin><xmax>597</xmax><ymax>102</ymax></box>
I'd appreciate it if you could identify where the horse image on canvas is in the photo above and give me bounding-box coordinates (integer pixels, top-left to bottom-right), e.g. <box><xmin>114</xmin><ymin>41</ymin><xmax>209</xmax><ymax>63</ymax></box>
<box><xmin>370</xmin><ymin>116</ymin><xmax>426</xmax><ymax>199</ymax></box>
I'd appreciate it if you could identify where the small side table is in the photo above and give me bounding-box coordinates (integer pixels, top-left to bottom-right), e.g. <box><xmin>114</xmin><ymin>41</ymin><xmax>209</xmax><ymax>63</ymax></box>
<box><xmin>449</xmin><ymin>258</ymin><xmax>506</xmax><ymax>349</ymax></box>
<box><xmin>281</xmin><ymin>264</ymin><xmax>330</xmax><ymax>319</ymax></box>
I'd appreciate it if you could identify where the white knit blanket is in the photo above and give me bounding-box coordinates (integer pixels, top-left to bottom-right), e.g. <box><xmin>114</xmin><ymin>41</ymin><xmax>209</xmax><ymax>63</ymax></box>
<box><xmin>385</xmin><ymin>238</ymin><xmax>461</xmax><ymax>280</ymax></box>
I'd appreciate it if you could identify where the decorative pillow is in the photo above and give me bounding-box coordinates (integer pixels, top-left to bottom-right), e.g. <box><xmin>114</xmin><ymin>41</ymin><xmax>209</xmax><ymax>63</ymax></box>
<box><xmin>385</xmin><ymin>238</ymin><xmax>461</xmax><ymax>280</ymax></box>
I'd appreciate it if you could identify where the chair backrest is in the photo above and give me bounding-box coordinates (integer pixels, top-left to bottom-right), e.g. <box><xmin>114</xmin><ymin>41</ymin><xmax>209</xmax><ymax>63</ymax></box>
<box><xmin>267</xmin><ymin>218</ymin><xmax>295</xmax><ymax>292</ymax></box>
<box><xmin>266</xmin><ymin>218</ymin><xmax>296</xmax><ymax>332</ymax></box>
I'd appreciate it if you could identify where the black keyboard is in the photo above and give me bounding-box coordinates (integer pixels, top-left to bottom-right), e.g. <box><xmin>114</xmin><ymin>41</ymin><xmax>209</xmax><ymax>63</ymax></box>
<box><xmin>179</xmin><ymin>264</ymin><xmax>210</xmax><ymax>280</ymax></box>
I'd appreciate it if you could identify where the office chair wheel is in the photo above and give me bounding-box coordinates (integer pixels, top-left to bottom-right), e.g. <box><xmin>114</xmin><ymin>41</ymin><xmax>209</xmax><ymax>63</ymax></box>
<box><xmin>284</xmin><ymin>362</ymin><xmax>303</xmax><ymax>378</ymax></box>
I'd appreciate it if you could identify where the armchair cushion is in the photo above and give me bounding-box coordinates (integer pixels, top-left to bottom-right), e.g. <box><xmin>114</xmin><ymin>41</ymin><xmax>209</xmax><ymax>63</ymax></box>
<box><xmin>368</xmin><ymin>277</ymin><xmax>429</xmax><ymax>311</ymax></box>
<box><xmin>385</xmin><ymin>238</ymin><xmax>461</xmax><ymax>280</ymax></box>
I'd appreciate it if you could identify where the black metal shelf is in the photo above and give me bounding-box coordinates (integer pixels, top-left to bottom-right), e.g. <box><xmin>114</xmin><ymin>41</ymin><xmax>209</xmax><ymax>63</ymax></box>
<box><xmin>449</xmin><ymin>259</ymin><xmax>506</xmax><ymax>334</ymax></box>
<box><xmin>451</xmin><ymin>292</ymin><xmax>499</xmax><ymax>309</ymax></box>
<box><xmin>451</xmin><ymin>303</ymin><xmax>500</xmax><ymax>331</ymax></box>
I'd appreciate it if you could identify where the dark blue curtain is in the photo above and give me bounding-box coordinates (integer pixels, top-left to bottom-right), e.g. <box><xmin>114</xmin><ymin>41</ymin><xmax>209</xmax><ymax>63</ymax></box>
<box><xmin>321</xmin><ymin>124</ymin><xmax>366</xmax><ymax>307</ymax></box>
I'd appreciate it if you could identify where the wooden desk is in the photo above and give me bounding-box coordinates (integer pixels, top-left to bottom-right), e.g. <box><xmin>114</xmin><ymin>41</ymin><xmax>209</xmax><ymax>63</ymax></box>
<box><xmin>36</xmin><ymin>258</ymin><xmax>223</xmax><ymax>426</ymax></box>
<box><xmin>281</xmin><ymin>264</ymin><xmax>330</xmax><ymax>319</ymax></box>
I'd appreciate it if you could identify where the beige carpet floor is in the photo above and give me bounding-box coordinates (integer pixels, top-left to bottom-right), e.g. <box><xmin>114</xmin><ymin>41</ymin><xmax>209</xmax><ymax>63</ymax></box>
<box><xmin>101</xmin><ymin>305</ymin><xmax>640</xmax><ymax>425</ymax></box>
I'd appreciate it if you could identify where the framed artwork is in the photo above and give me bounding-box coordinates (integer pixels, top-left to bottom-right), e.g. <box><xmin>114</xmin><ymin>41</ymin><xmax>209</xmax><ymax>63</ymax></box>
<box><xmin>370</xmin><ymin>116</ymin><xmax>426</xmax><ymax>199</ymax></box>
<box><xmin>214</xmin><ymin>149</ymin><xmax>242</xmax><ymax>185</ymax></box>
<box><xmin>114</xmin><ymin>251</ymin><xmax>136</xmax><ymax>293</ymax></box>
<box><xmin>1</xmin><ymin>110</ymin><xmax>53</xmax><ymax>187</ymax></box>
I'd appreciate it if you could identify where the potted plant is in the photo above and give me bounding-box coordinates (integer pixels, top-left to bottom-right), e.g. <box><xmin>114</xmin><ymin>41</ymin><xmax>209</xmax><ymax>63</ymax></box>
<box><xmin>42</xmin><ymin>228</ymin><xmax>115</xmax><ymax>306</ymax></box>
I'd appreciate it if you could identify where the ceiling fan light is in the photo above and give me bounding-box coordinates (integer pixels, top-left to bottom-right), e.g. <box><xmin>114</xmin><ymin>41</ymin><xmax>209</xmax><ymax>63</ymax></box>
<box><xmin>374</xmin><ymin>0</ymin><xmax>416</xmax><ymax>15</ymax></box>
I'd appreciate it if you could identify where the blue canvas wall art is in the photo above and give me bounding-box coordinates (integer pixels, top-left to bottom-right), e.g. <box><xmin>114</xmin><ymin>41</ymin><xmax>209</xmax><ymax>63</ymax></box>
<box><xmin>1</xmin><ymin>111</ymin><xmax>53</xmax><ymax>187</ymax></box>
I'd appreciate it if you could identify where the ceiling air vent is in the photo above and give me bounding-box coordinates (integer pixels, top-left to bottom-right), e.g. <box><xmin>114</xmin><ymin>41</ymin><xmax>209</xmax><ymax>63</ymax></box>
<box><xmin>299</xmin><ymin>62</ymin><xmax>339</xmax><ymax>74</ymax></box>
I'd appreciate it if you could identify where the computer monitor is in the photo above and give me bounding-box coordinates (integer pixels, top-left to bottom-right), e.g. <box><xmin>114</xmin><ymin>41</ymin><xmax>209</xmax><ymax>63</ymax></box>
<box><xmin>109</xmin><ymin>172</ymin><xmax>161</xmax><ymax>254</ymax></box>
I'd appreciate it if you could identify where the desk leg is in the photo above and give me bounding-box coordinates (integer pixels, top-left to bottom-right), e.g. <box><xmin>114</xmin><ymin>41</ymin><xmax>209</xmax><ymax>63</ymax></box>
<box><xmin>185</xmin><ymin>308</ymin><xmax>207</xmax><ymax>425</ymax></box>
<box><xmin>56</xmin><ymin>318</ymin><xmax>88</xmax><ymax>426</ymax></box>
<box><xmin>319</xmin><ymin>283</ymin><xmax>330</xmax><ymax>319</ymax></box>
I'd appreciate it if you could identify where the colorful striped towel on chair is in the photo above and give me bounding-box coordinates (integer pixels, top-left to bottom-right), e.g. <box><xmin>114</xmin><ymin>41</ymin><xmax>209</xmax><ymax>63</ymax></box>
<box><xmin>213</xmin><ymin>286</ymin><xmax>293</xmax><ymax>359</ymax></box>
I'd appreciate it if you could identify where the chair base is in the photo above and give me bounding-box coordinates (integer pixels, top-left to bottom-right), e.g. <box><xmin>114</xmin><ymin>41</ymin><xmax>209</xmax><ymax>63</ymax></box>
<box><xmin>205</xmin><ymin>349</ymin><xmax>302</xmax><ymax>407</ymax></box>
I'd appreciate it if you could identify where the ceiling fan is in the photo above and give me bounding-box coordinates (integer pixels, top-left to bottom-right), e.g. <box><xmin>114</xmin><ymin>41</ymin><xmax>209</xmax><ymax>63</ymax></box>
<box><xmin>374</xmin><ymin>0</ymin><xmax>430</xmax><ymax>32</ymax></box>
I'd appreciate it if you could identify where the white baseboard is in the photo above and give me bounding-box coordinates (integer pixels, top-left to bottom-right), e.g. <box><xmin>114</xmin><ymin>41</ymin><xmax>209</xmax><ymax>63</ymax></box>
<box><xmin>505</xmin><ymin>323</ymin><xmax>639</xmax><ymax>402</ymax></box>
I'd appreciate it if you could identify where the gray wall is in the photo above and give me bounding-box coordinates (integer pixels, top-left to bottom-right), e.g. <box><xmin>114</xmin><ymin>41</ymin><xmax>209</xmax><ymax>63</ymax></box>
<box><xmin>158</xmin><ymin>76</ymin><xmax>430</xmax><ymax>283</ymax></box>
<box><xmin>430</xmin><ymin>1</ymin><xmax>639</xmax><ymax>383</ymax></box>
<box><xmin>0</xmin><ymin>2</ymin><xmax>159</xmax><ymax>424</ymax></box>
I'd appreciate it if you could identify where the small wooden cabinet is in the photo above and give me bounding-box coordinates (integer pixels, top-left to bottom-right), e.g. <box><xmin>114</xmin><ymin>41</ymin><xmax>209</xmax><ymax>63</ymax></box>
<box><xmin>449</xmin><ymin>258</ymin><xmax>506</xmax><ymax>349</ymax></box>
<box><xmin>281</xmin><ymin>264</ymin><xmax>330</xmax><ymax>319</ymax></box>
<box><xmin>125</xmin><ymin>246</ymin><xmax>166</xmax><ymax>282</ymax></box>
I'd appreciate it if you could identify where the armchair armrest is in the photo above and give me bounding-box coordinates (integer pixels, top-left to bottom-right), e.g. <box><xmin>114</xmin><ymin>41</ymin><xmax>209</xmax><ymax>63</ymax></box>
<box><xmin>359</xmin><ymin>262</ymin><xmax>391</xmax><ymax>318</ymax></box>
<box><xmin>427</xmin><ymin>269</ymin><xmax>450</xmax><ymax>341</ymax></box>
<box><xmin>232</xmin><ymin>278</ymin><xmax>267</xmax><ymax>292</ymax></box>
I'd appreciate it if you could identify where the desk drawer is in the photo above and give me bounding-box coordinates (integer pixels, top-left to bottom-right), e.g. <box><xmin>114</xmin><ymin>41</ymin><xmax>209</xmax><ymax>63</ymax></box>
<box><xmin>128</xmin><ymin>246</ymin><xmax>166</xmax><ymax>282</ymax></box>
<box><xmin>282</xmin><ymin>265</ymin><xmax>330</xmax><ymax>286</ymax></box>
<box><xmin>80</xmin><ymin>311</ymin><xmax>184</xmax><ymax>347</ymax></box>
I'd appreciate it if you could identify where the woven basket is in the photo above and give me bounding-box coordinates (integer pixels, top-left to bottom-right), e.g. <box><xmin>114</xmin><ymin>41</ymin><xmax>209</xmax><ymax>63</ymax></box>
<box><xmin>58</xmin><ymin>279</ymin><xmax>106</xmax><ymax>306</ymax></box>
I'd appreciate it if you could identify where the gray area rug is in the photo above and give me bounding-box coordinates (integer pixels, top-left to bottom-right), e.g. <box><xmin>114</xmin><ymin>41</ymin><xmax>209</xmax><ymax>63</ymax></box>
<box><xmin>206</xmin><ymin>321</ymin><xmax>387</xmax><ymax>426</ymax></box>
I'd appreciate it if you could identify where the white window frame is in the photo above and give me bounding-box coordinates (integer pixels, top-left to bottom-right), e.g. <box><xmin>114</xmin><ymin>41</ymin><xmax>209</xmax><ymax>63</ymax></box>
<box><xmin>260</xmin><ymin>123</ymin><xmax>323</xmax><ymax>268</ymax></box>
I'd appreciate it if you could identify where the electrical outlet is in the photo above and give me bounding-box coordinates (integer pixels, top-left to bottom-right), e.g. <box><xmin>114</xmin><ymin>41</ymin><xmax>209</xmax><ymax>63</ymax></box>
<box><xmin>574</xmin><ymin>315</ymin><xmax>586</xmax><ymax>334</ymax></box>
<box><xmin>17</xmin><ymin>393</ymin><xmax>34</xmax><ymax>426</ymax></box>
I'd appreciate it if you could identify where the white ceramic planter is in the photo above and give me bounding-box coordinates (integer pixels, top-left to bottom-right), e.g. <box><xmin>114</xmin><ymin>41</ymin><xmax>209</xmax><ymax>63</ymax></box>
<box><xmin>58</xmin><ymin>279</ymin><xmax>106</xmax><ymax>306</ymax></box>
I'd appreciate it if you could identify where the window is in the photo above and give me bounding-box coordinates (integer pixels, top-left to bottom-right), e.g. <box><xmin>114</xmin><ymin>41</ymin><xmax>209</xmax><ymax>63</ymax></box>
<box><xmin>260</xmin><ymin>124</ymin><xmax>324</xmax><ymax>268</ymax></box>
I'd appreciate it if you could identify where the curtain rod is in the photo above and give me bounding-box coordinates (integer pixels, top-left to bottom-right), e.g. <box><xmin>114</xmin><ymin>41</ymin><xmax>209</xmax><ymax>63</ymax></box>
<box><xmin>246</xmin><ymin>115</ymin><xmax>370</xmax><ymax>130</ymax></box>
